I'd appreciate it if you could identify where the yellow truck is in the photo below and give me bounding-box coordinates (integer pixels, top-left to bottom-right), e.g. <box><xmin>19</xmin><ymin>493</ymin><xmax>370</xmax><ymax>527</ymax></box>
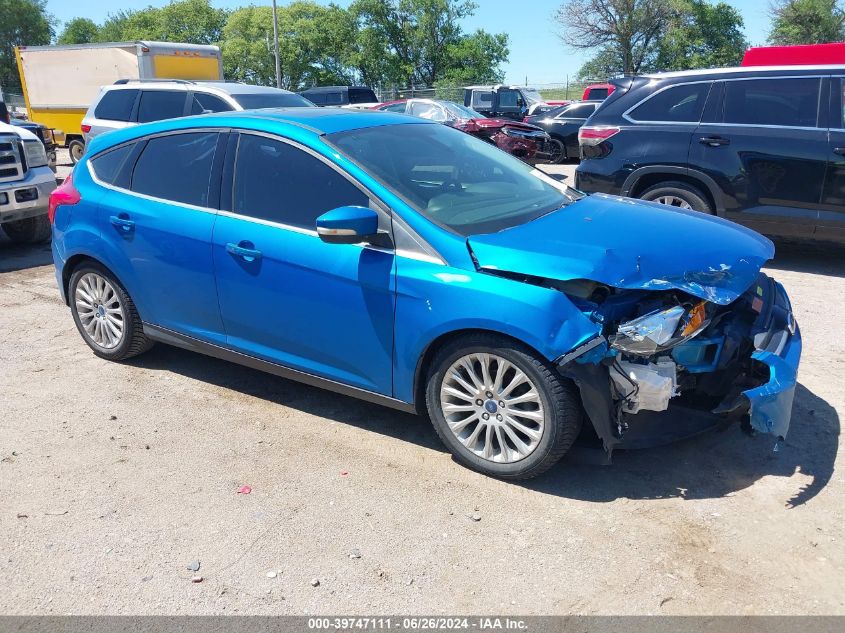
<box><xmin>15</xmin><ymin>41</ymin><xmax>223</xmax><ymax>163</ymax></box>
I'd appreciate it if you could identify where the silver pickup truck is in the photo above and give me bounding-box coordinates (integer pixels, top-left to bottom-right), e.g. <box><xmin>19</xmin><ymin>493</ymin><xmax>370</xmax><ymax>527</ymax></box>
<box><xmin>0</xmin><ymin>121</ymin><xmax>57</xmax><ymax>244</ymax></box>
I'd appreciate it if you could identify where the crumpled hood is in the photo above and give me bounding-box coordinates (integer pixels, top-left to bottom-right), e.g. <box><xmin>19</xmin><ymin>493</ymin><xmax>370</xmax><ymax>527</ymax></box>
<box><xmin>467</xmin><ymin>193</ymin><xmax>775</xmax><ymax>305</ymax></box>
<box><xmin>471</xmin><ymin>118</ymin><xmax>541</xmax><ymax>131</ymax></box>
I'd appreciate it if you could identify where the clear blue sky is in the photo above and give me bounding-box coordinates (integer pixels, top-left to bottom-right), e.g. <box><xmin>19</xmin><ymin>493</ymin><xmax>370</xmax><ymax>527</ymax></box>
<box><xmin>45</xmin><ymin>0</ymin><xmax>773</xmax><ymax>85</ymax></box>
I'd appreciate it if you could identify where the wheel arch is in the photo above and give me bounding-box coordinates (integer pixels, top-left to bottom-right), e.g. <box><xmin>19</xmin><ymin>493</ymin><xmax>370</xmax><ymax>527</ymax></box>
<box><xmin>622</xmin><ymin>166</ymin><xmax>723</xmax><ymax>214</ymax></box>
<box><xmin>412</xmin><ymin>327</ymin><xmax>550</xmax><ymax>415</ymax></box>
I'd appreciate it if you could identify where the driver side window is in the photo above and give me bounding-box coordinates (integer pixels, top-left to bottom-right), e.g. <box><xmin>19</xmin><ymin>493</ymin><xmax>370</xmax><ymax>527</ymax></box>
<box><xmin>232</xmin><ymin>134</ymin><xmax>369</xmax><ymax>230</ymax></box>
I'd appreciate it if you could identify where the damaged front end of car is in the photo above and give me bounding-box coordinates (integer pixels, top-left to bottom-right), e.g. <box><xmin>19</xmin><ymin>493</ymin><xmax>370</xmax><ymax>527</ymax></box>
<box><xmin>467</xmin><ymin>194</ymin><xmax>802</xmax><ymax>460</ymax></box>
<box><xmin>552</xmin><ymin>273</ymin><xmax>801</xmax><ymax>458</ymax></box>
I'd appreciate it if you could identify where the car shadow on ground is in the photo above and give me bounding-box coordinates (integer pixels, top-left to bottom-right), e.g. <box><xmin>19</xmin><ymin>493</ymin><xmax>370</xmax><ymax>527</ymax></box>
<box><xmin>0</xmin><ymin>236</ymin><xmax>52</xmax><ymax>273</ymax></box>
<box><xmin>767</xmin><ymin>240</ymin><xmax>845</xmax><ymax>278</ymax></box>
<box><xmin>129</xmin><ymin>344</ymin><xmax>838</xmax><ymax>508</ymax></box>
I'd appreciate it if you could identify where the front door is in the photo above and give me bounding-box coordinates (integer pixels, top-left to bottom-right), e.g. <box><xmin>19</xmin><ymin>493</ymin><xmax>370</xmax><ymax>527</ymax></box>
<box><xmin>689</xmin><ymin>76</ymin><xmax>825</xmax><ymax>238</ymax></box>
<box><xmin>212</xmin><ymin>132</ymin><xmax>395</xmax><ymax>395</ymax></box>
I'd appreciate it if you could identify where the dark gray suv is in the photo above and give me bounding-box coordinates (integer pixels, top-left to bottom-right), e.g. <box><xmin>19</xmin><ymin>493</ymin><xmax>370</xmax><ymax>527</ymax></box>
<box><xmin>575</xmin><ymin>65</ymin><xmax>845</xmax><ymax>243</ymax></box>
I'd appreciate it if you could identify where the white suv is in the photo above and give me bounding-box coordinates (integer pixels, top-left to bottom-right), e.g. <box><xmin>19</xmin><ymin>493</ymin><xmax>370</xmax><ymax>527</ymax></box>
<box><xmin>81</xmin><ymin>80</ymin><xmax>314</xmax><ymax>147</ymax></box>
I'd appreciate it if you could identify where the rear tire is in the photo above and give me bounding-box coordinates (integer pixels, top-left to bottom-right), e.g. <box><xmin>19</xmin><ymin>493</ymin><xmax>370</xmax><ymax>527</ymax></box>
<box><xmin>68</xmin><ymin>139</ymin><xmax>85</xmax><ymax>165</ymax></box>
<box><xmin>69</xmin><ymin>262</ymin><xmax>154</xmax><ymax>361</ymax></box>
<box><xmin>639</xmin><ymin>180</ymin><xmax>712</xmax><ymax>213</ymax></box>
<box><xmin>2</xmin><ymin>215</ymin><xmax>51</xmax><ymax>244</ymax></box>
<box><xmin>425</xmin><ymin>333</ymin><xmax>582</xmax><ymax>480</ymax></box>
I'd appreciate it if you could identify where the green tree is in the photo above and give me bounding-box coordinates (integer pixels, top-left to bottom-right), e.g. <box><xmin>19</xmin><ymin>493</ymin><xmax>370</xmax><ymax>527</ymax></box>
<box><xmin>654</xmin><ymin>0</ymin><xmax>746</xmax><ymax>71</ymax></box>
<box><xmin>93</xmin><ymin>0</ymin><xmax>227</xmax><ymax>44</ymax></box>
<box><xmin>0</xmin><ymin>0</ymin><xmax>54</xmax><ymax>91</ymax></box>
<box><xmin>556</xmin><ymin>0</ymin><xmax>678</xmax><ymax>75</ymax></box>
<box><xmin>768</xmin><ymin>0</ymin><xmax>845</xmax><ymax>44</ymax></box>
<box><xmin>222</xmin><ymin>2</ymin><xmax>356</xmax><ymax>89</ymax></box>
<box><xmin>58</xmin><ymin>17</ymin><xmax>99</xmax><ymax>44</ymax></box>
<box><xmin>351</xmin><ymin>0</ymin><xmax>508</xmax><ymax>86</ymax></box>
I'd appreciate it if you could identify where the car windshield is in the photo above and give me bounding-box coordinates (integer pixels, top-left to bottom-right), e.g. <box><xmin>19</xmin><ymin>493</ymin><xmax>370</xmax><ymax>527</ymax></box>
<box><xmin>231</xmin><ymin>93</ymin><xmax>315</xmax><ymax>109</ymax></box>
<box><xmin>327</xmin><ymin>123</ymin><xmax>577</xmax><ymax>236</ymax></box>
<box><xmin>442</xmin><ymin>101</ymin><xmax>483</xmax><ymax>120</ymax></box>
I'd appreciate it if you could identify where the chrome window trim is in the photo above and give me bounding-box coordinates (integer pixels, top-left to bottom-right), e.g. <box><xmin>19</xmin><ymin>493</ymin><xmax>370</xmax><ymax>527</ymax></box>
<box><xmin>717</xmin><ymin>75</ymin><xmax>824</xmax><ymax>130</ymax></box>
<box><xmin>828</xmin><ymin>76</ymin><xmax>845</xmax><ymax>131</ymax></box>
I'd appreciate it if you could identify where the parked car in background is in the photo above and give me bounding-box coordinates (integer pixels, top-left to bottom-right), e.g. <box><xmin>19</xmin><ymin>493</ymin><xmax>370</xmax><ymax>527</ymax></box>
<box><xmin>15</xmin><ymin>41</ymin><xmax>224</xmax><ymax>164</ymax></box>
<box><xmin>526</xmin><ymin>100</ymin><xmax>570</xmax><ymax>116</ymax></box>
<box><xmin>0</xmin><ymin>119</ymin><xmax>56</xmax><ymax>243</ymax></box>
<box><xmin>50</xmin><ymin>108</ymin><xmax>801</xmax><ymax>479</ymax></box>
<box><xmin>742</xmin><ymin>42</ymin><xmax>845</xmax><ymax>66</ymax></box>
<box><xmin>582</xmin><ymin>83</ymin><xmax>615</xmax><ymax>100</ymax></box>
<box><xmin>375</xmin><ymin>98</ymin><xmax>550</xmax><ymax>163</ymax></box>
<box><xmin>9</xmin><ymin>117</ymin><xmax>57</xmax><ymax>171</ymax></box>
<box><xmin>81</xmin><ymin>80</ymin><xmax>314</xmax><ymax>147</ymax></box>
<box><xmin>463</xmin><ymin>85</ymin><xmax>546</xmax><ymax>120</ymax></box>
<box><xmin>575</xmin><ymin>65</ymin><xmax>845</xmax><ymax>243</ymax></box>
<box><xmin>525</xmin><ymin>100</ymin><xmax>601</xmax><ymax>163</ymax></box>
<box><xmin>298</xmin><ymin>85</ymin><xmax>379</xmax><ymax>108</ymax></box>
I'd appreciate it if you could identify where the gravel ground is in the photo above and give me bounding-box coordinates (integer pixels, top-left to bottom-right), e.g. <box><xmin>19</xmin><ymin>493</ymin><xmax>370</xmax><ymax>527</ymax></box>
<box><xmin>1</xmin><ymin>151</ymin><xmax>842</xmax><ymax>615</ymax></box>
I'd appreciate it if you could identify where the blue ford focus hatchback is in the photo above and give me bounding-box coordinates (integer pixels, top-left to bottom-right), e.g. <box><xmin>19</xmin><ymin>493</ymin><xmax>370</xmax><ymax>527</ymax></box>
<box><xmin>50</xmin><ymin>108</ymin><xmax>801</xmax><ymax>479</ymax></box>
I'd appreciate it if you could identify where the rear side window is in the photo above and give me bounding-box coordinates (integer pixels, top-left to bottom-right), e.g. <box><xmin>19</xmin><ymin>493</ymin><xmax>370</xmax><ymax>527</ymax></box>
<box><xmin>559</xmin><ymin>103</ymin><xmax>596</xmax><ymax>119</ymax></box>
<box><xmin>137</xmin><ymin>91</ymin><xmax>187</xmax><ymax>124</ymax></box>
<box><xmin>587</xmin><ymin>88</ymin><xmax>609</xmax><ymax>100</ymax></box>
<box><xmin>724</xmin><ymin>78</ymin><xmax>820</xmax><ymax>128</ymax></box>
<box><xmin>131</xmin><ymin>132</ymin><xmax>218</xmax><ymax>206</ymax></box>
<box><xmin>628</xmin><ymin>82</ymin><xmax>711</xmax><ymax>123</ymax></box>
<box><xmin>498</xmin><ymin>90</ymin><xmax>520</xmax><ymax>108</ymax></box>
<box><xmin>94</xmin><ymin>89</ymin><xmax>138</xmax><ymax>122</ymax></box>
<box><xmin>90</xmin><ymin>143</ymin><xmax>135</xmax><ymax>186</ymax></box>
<box><xmin>191</xmin><ymin>93</ymin><xmax>232</xmax><ymax>114</ymax></box>
<box><xmin>232</xmin><ymin>134</ymin><xmax>369</xmax><ymax>229</ymax></box>
<box><xmin>471</xmin><ymin>91</ymin><xmax>493</xmax><ymax>109</ymax></box>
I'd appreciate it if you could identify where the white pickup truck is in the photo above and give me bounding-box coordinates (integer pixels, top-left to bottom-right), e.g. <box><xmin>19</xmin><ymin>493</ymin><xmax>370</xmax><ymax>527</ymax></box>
<box><xmin>0</xmin><ymin>120</ymin><xmax>57</xmax><ymax>244</ymax></box>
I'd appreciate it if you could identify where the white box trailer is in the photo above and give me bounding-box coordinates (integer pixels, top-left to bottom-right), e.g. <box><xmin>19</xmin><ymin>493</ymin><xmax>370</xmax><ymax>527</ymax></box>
<box><xmin>15</xmin><ymin>41</ymin><xmax>222</xmax><ymax>160</ymax></box>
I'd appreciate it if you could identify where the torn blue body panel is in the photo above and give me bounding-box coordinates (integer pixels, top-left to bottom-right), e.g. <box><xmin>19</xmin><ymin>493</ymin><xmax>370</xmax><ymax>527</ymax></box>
<box><xmin>744</xmin><ymin>324</ymin><xmax>802</xmax><ymax>439</ymax></box>
<box><xmin>467</xmin><ymin>194</ymin><xmax>774</xmax><ymax>305</ymax></box>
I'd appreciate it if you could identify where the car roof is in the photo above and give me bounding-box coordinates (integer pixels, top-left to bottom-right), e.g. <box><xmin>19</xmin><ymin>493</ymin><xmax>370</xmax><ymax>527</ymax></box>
<box><xmin>104</xmin><ymin>81</ymin><xmax>299</xmax><ymax>96</ymax></box>
<box><xmin>86</xmin><ymin>107</ymin><xmax>433</xmax><ymax>155</ymax></box>
<box><xmin>643</xmin><ymin>64</ymin><xmax>845</xmax><ymax>79</ymax></box>
<box><xmin>300</xmin><ymin>86</ymin><xmax>373</xmax><ymax>93</ymax></box>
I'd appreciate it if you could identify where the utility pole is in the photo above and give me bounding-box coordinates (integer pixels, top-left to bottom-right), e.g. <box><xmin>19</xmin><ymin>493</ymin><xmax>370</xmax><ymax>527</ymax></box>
<box><xmin>272</xmin><ymin>0</ymin><xmax>282</xmax><ymax>89</ymax></box>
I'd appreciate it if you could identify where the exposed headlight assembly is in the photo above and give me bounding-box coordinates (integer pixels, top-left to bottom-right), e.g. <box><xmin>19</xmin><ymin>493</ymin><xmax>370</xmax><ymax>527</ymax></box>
<box><xmin>22</xmin><ymin>140</ymin><xmax>48</xmax><ymax>168</ymax></box>
<box><xmin>610</xmin><ymin>301</ymin><xmax>709</xmax><ymax>356</ymax></box>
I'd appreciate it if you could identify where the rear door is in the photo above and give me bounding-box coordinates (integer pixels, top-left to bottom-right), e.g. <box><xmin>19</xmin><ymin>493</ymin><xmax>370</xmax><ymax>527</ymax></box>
<box><xmin>96</xmin><ymin>130</ymin><xmax>227</xmax><ymax>343</ymax></box>
<box><xmin>689</xmin><ymin>75</ymin><xmax>825</xmax><ymax>238</ymax></box>
<box><xmin>820</xmin><ymin>76</ymin><xmax>845</xmax><ymax>242</ymax></box>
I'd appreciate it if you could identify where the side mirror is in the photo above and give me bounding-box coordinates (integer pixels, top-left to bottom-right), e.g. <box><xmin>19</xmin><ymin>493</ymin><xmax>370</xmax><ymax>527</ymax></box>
<box><xmin>316</xmin><ymin>206</ymin><xmax>379</xmax><ymax>245</ymax></box>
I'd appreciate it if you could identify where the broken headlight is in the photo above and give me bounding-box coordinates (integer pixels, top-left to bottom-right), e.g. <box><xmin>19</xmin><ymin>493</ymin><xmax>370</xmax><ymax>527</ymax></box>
<box><xmin>609</xmin><ymin>301</ymin><xmax>709</xmax><ymax>356</ymax></box>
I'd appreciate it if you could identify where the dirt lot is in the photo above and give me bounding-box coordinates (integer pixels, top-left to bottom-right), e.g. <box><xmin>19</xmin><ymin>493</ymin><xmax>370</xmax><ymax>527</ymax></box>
<box><xmin>1</xmin><ymin>153</ymin><xmax>843</xmax><ymax>615</ymax></box>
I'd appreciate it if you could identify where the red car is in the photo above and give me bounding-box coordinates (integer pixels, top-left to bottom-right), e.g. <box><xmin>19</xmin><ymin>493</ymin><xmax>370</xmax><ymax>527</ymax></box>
<box><xmin>374</xmin><ymin>99</ymin><xmax>550</xmax><ymax>163</ymax></box>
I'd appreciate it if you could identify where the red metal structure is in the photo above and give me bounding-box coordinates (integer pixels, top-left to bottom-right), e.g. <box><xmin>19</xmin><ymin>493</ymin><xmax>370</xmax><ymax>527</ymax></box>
<box><xmin>742</xmin><ymin>42</ymin><xmax>845</xmax><ymax>66</ymax></box>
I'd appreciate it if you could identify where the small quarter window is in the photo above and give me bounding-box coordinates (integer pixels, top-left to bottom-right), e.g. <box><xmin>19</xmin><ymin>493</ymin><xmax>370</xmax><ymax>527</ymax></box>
<box><xmin>91</xmin><ymin>143</ymin><xmax>135</xmax><ymax>186</ymax></box>
<box><xmin>629</xmin><ymin>82</ymin><xmax>711</xmax><ymax>123</ymax></box>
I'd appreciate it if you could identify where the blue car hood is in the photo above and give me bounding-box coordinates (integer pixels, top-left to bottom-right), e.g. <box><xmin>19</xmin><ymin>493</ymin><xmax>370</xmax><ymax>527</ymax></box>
<box><xmin>467</xmin><ymin>194</ymin><xmax>775</xmax><ymax>305</ymax></box>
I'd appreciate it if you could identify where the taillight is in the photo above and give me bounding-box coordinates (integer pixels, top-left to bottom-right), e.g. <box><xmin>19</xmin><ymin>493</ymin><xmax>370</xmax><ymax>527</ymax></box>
<box><xmin>578</xmin><ymin>126</ymin><xmax>621</xmax><ymax>146</ymax></box>
<box><xmin>81</xmin><ymin>124</ymin><xmax>91</xmax><ymax>133</ymax></box>
<box><xmin>48</xmin><ymin>172</ymin><xmax>81</xmax><ymax>224</ymax></box>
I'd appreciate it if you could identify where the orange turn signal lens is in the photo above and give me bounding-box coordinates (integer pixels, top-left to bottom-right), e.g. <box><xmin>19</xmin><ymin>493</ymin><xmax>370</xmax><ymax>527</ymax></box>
<box><xmin>681</xmin><ymin>301</ymin><xmax>707</xmax><ymax>337</ymax></box>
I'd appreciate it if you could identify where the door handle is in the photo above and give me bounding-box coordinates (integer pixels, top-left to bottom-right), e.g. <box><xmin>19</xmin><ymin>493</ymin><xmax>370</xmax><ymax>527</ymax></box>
<box><xmin>699</xmin><ymin>136</ymin><xmax>730</xmax><ymax>147</ymax></box>
<box><xmin>226</xmin><ymin>241</ymin><xmax>262</xmax><ymax>262</ymax></box>
<box><xmin>834</xmin><ymin>147</ymin><xmax>845</xmax><ymax>156</ymax></box>
<box><xmin>109</xmin><ymin>214</ymin><xmax>135</xmax><ymax>232</ymax></box>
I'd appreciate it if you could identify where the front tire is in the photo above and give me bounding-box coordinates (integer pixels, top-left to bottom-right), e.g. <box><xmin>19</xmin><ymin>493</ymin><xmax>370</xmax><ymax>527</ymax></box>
<box><xmin>69</xmin><ymin>262</ymin><xmax>153</xmax><ymax>361</ymax></box>
<box><xmin>639</xmin><ymin>180</ymin><xmax>712</xmax><ymax>213</ymax></box>
<box><xmin>547</xmin><ymin>138</ymin><xmax>566</xmax><ymax>164</ymax></box>
<box><xmin>426</xmin><ymin>333</ymin><xmax>582</xmax><ymax>480</ymax></box>
<box><xmin>2</xmin><ymin>215</ymin><xmax>51</xmax><ymax>244</ymax></box>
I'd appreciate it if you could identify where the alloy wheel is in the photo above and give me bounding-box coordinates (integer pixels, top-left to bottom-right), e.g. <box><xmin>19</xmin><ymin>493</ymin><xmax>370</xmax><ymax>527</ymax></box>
<box><xmin>439</xmin><ymin>353</ymin><xmax>545</xmax><ymax>463</ymax></box>
<box><xmin>74</xmin><ymin>272</ymin><xmax>125</xmax><ymax>349</ymax></box>
<box><xmin>654</xmin><ymin>195</ymin><xmax>692</xmax><ymax>209</ymax></box>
